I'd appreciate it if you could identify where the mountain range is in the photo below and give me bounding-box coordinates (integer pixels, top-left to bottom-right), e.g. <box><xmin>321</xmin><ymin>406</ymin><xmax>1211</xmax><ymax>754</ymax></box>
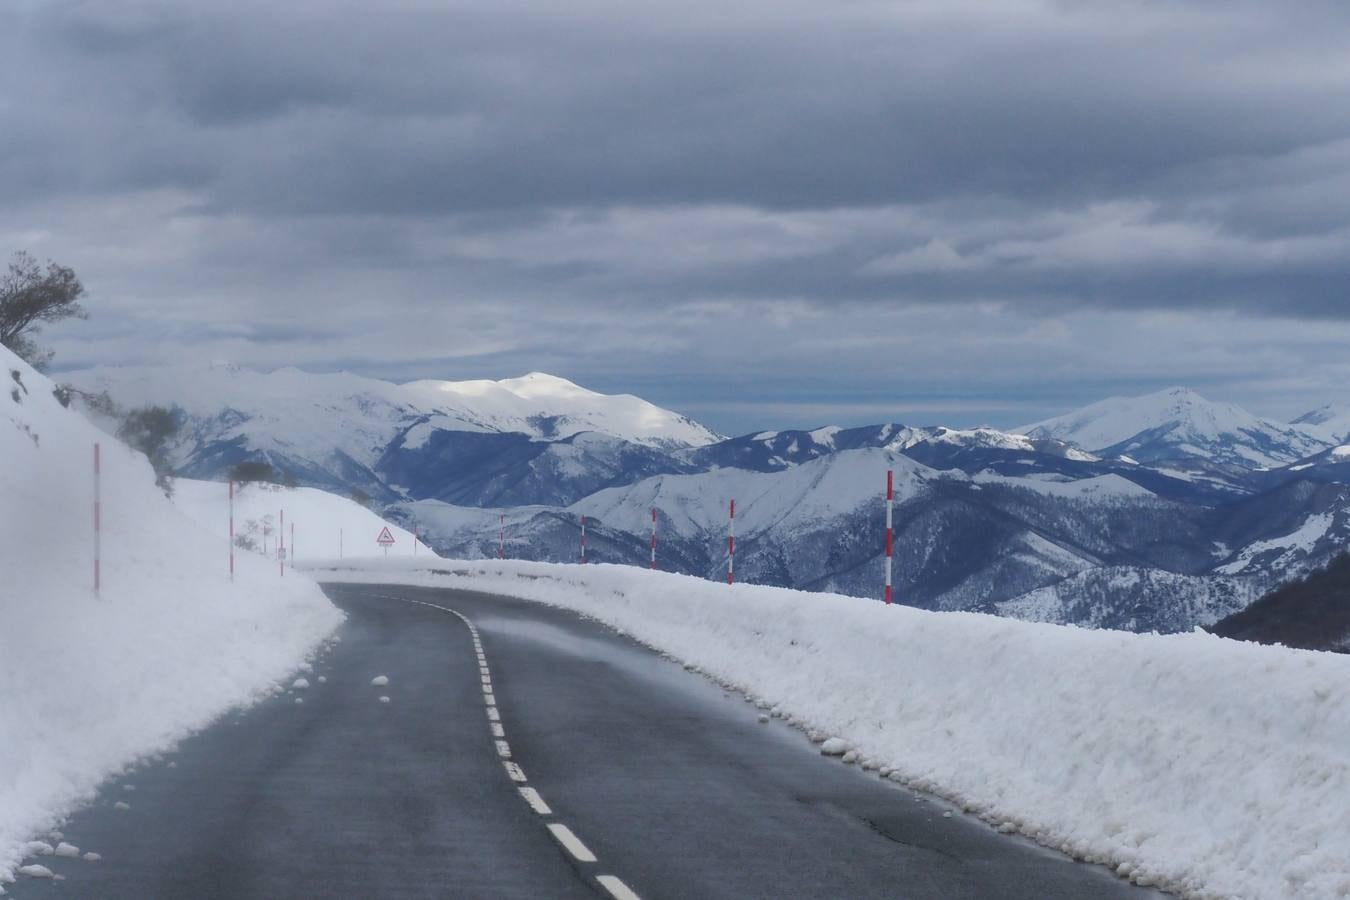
<box><xmin>65</xmin><ymin>366</ymin><xmax>1350</xmax><ymax>637</ymax></box>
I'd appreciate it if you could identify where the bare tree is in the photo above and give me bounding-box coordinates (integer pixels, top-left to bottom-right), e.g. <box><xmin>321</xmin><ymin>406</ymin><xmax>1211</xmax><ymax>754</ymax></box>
<box><xmin>0</xmin><ymin>252</ymin><xmax>86</xmax><ymax>370</ymax></box>
<box><xmin>117</xmin><ymin>405</ymin><xmax>181</xmax><ymax>495</ymax></box>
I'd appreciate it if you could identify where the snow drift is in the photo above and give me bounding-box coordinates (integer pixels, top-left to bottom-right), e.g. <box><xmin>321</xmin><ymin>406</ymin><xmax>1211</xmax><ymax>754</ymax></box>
<box><xmin>312</xmin><ymin>558</ymin><xmax>1350</xmax><ymax>900</ymax></box>
<box><xmin>171</xmin><ymin>478</ymin><xmax>429</xmax><ymax>561</ymax></box>
<box><xmin>0</xmin><ymin>349</ymin><xmax>342</xmax><ymax>884</ymax></box>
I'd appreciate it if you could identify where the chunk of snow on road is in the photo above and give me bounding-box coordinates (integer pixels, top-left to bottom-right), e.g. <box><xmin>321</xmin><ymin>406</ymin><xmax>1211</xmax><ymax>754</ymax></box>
<box><xmin>294</xmin><ymin>698</ymin><xmax>304</xmax><ymax>705</ymax></box>
<box><xmin>113</xmin><ymin>802</ymin><xmax>130</xmax><ymax>811</ymax></box>
<box><xmin>317</xmin><ymin>676</ymin><xmax>327</xmax><ymax>683</ymax></box>
<box><xmin>371</xmin><ymin>675</ymin><xmax>389</xmax><ymax>686</ymax></box>
<box><xmin>17</xmin><ymin>865</ymin><xmax>52</xmax><ymax>879</ymax></box>
<box><xmin>379</xmin><ymin>696</ymin><xmax>391</xmax><ymax>704</ymax></box>
<box><xmin>292</xmin><ymin>678</ymin><xmax>310</xmax><ymax>689</ymax></box>
<box><xmin>319</xmin><ymin>557</ymin><xmax>1350</xmax><ymax>900</ymax></box>
<box><xmin>82</xmin><ymin>853</ymin><xmax>100</xmax><ymax>862</ymax></box>
<box><xmin>53</xmin><ymin>843</ymin><xmax>78</xmax><ymax>859</ymax></box>
<box><xmin>22</xmin><ymin>842</ymin><xmax>52</xmax><ymax>857</ymax></box>
<box><xmin>820</xmin><ymin>738</ymin><xmax>850</xmax><ymax>756</ymax></box>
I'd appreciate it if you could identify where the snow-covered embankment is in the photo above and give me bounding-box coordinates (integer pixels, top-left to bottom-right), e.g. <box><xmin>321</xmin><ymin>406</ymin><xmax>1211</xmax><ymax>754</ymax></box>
<box><xmin>312</xmin><ymin>557</ymin><xmax>1350</xmax><ymax>900</ymax></box>
<box><xmin>0</xmin><ymin>348</ymin><xmax>342</xmax><ymax>885</ymax></box>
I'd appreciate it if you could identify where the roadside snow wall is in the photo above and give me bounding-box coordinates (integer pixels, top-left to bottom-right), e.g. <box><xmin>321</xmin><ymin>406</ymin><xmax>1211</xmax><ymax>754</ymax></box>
<box><xmin>0</xmin><ymin>348</ymin><xmax>342</xmax><ymax>884</ymax></box>
<box><xmin>311</xmin><ymin>557</ymin><xmax>1350</xmax><ymax>900</ymax></box>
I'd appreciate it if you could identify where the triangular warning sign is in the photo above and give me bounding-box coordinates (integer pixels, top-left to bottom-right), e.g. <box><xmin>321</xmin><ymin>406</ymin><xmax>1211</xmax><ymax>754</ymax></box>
<box><xmin>376</xmin><ymin>526</ymin><xmax>396</xmax><ymax>545</ymax></box>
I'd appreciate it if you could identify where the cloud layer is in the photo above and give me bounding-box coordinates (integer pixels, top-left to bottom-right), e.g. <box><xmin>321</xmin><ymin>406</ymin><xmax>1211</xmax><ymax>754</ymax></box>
<box><xmin>5</xmin><ymin>0</ymin><xmax>1350</xmax><ymax>431</ymax></box>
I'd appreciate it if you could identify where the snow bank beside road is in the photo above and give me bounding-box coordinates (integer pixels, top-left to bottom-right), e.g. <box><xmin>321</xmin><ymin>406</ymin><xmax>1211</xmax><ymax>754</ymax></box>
<box><xmin>0</xmin><ymin>349</ymin><xmax>342</xmax><ymax>884</ymax></box>
<box><xmin>312</xmin><ymin>557</ymin><xmax>1350</xmax><ymax>899</ymax></box>
<box><xmin>172</xmin><ymin>478</ymin><xmax>428</xmax><ymax>561</ymax></box>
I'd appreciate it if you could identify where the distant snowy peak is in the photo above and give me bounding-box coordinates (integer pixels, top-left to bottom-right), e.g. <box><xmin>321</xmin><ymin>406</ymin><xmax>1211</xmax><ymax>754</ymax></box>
<box><xmin>66</xmin><ymin>364</ymin><xmax>720</xmax><ymax>454</ymax></box>
<box><xmin>1016</xmin><ymin>387</ymin><xmax>1334</xmax><ymax>471</ymax></box>
<box><xmin>687</xmin><ymin>422</ymin><xmax>1098</xmax><ymax>474</ymax></box>
<box><xmin>1293</xmin><ymin>403</ymin><xmax>1350</xmax><ymax>442</ymax></box>
<box><xmin>887</xmin><ymin>425</ymin><xmax>1099</xmax><ymax>461</ymax></box>
<box><xmin>400</xmin><ymin>371</ymin><xmax>720</xmax><ymax>449</ymax></box>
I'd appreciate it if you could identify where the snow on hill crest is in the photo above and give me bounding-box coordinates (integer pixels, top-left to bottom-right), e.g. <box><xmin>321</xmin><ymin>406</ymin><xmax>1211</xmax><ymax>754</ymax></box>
<box><xmin>1294</xmin><ymin>403</ymin><xmax>1350</xmax><ymax>443</ymax></box>
<box><xmin>171</xmin><ymin>478</ymin><xmax>428</xmax><ymax>561</ymax></box>
<box><xmin>68</xmin><ymin>364</ymin><xmax>722</xmax><ymax>461</ymax></box>
<box><xmin>1017</xmin><ymin>386</ymin><xmax>1335</xmax><ymax>470</ymax></box>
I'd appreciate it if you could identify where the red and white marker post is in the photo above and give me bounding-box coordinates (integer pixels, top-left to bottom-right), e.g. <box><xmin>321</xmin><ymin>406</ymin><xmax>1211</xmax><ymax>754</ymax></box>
<box><xmin>279</xmin><ymin>509</ymin><xmax>285</xmax><ymax>577</ymax></box>
<box><xmin>727</xmin><ymin>499</ymin><xmax>735</xmax><ymax>585</ymax></box>
<box><xmin>93</xmin><ymin>443</ymin><xmax>101</xmax><ymax>596</ymax></box>
<box><xmin>885</xmin><ymin>470</ymin><xmax>894</xmax><ymax>605</ymax></box>
<box><xmin>650</xmin><ymin>507</ymin><xmax>657</xmax><ymax>570</ymax></box>
<box><xmin>580</xmin><ymin>514</ymin><xmax>587</xmax><ymax>563</ymax></box>
<box><xmin>228</xmin><ymin>480</ymin><xmax>235</xmax><ymax>582</ymax></box>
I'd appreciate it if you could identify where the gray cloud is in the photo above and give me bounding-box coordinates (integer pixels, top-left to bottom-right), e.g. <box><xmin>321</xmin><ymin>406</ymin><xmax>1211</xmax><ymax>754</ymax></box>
<box><xmin>5</xmin><ymin>0</ymin><xmax>1350</xmax><ymax>432</ymax></box>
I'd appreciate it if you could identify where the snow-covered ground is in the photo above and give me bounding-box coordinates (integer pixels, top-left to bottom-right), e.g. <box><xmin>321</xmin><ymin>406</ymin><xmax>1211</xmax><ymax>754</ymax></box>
<box><xmin>0</xmin><ymin>348</ymin><xmax>343</xmax><ymax>886</ymax></box>
<box><xmin>171</xmin><ymin>478</ymin><xmax>429</xmax><ymax>561</ymax></box>
<box><xmin>308</xmin><ymin>557</ymin><xmax>1350</xmax><ymax>900</ymax></box>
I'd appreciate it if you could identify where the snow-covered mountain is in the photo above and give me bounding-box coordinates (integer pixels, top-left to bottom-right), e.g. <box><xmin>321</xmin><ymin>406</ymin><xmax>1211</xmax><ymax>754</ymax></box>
<box><xmin>1017</xmin><ymin>387</ymin><xmax>1335</xmax><ymax>479</ymax></box>
<box><xmin>1293</xmin><ymin>403</ymin><xmax>1350</xmax><ymax>443</ymax></box>
<box><xmin>61</xmin><ymin>364</ymin><xmax>1350</xmax><ymax>636</ymax></box>
<box><xmin>65</xmin><ymin>364</ymin><xmax>720</xmax><ymax>504</ymax></box>
<box><xmin>396</xmin><ymin>444</ymin><xmax>1312</xmax><ymax>633</ymax></box>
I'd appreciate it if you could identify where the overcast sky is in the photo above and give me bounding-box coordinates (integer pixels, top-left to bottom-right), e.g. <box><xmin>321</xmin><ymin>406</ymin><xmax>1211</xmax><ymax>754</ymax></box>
<box><xmin>6</xmin><ymin>0</ymin><xmax>1350</xmax><ymax>434</ymax></box>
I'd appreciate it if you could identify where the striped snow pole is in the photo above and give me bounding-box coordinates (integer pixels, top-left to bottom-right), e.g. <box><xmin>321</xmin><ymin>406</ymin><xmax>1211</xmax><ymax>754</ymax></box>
<box><xmin>279</xmin><ymin>509</ymin><xmax>285</xmax><ymax>577</ymax></box>
<box><xmin>650</xmin><ymin>507</ymin><xmax>657</xmax><ymax>570</ymax></box>
<box><xmin>228</xmin><ymin>480</ymin><xmax>235</xmax><ymax>582</ymax></box>
<box><xmin>727</xmin><ymin>499</ymin><xmax>735</xmax><ymax>585</ymax></box>
<box><xmin>580</xmin><ymin>514</ymin><xmax>587</xmax><ymax>563</ymax></box>
<box><xmin>499</xmin><ymin>514</ymin><xmax>505</xmax><ymax>559</ymax></box>
<box><xmin>885</xmin><ymin>470</ymin><xmax>894</xmax><ymax>605</ymax></box>
<box><xmin>93</xmin><ymin>443</ymin><xmax>101</xmax><ymax>596</ymax></box>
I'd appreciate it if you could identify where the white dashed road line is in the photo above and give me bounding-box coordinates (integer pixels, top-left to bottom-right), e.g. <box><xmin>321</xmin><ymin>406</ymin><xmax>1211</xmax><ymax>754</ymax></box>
<box><xmin>383</xmin><ymin>593</ymin><xmax>642</xmax><ymax>900</ymax></box>
<box><xmin>547</xmin><ymin>824</ymin><xmax>598</xmax><ymax>863</ymax></box>
<box><xmin>597</xmin><ymin>874</ymin><xmax>643</xmax><ymax>900</ymax></box>
<box><xmin>518</xmin><ymin>787</ymin><xmax>552</xmax><ymax>815</ymax></box>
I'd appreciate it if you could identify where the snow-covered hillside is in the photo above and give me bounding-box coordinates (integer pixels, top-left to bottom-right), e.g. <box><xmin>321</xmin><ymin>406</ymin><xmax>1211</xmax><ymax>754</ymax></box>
<box><xmin>69</xmin><ymin>364</ymin><xmax>718</xmax><ymax>464</ymax></box>
<box><xmin>398</xmin><ymin>447</ymin><xmax>1258</xmax><ymax>632</ymax></box>
<box><xmin>1294</xmin><ymin>403</ymin><xmax>1350</xmax><ymax>443</ymax></box>
<box><xmin>57</xmin><ymin>362</ymin><xmax>1350</xmax><ymax>637</ymax></box>
<box><xmin>308</xmin><ymin>559</ymin><xmax>1350</xmax><ymax>900</ymax></box>
<box><xmin>66</xmin><ymin>364</ymin><xmax>720</xmax><ymax>508</ymax></box>
<box><xmin>172</xmin><ymin>479</ymin><xmax>429</xmax><ymax>561</ymax></box>
<box><xmin>0</xmin><ymin>349</ymin><xmax>342</xmax><ymax>885</ymax></box>
<box><xmin>1018</xmin><ymin>386</ymin><xmax>1334</xmax><ymax>472</ymax></box>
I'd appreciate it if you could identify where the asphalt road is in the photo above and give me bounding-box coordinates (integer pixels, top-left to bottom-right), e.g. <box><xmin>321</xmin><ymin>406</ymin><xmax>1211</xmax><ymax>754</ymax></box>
<box><xmin>11</xmin><ymin>583</ymin><xmax>1165</xmax><ymax>899</ymax></box>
